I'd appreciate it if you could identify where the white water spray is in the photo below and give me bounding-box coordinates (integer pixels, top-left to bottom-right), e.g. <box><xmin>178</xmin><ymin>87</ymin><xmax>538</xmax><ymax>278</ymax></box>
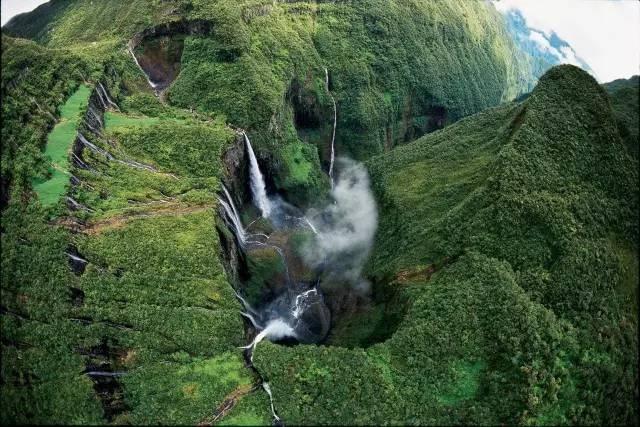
<box><xmin>292</xmin><ymin>289</ymin><xmax>317</xmax><ymax>319</ymax></box>
<box><xmin>241</xmin><ymin>319</ymin><xmax>295</xmax><ymax>361</ymax></box>
<box><xmin>325</xmin><ymin>68</ymin><xmax>337</xmax><ymax>185</ymax></box>
<box><xmin>303</xmin><ymin>158</ymin><xmax>378</xmax><ymax>285</ymax></box>
<box><xmin>244</xmin><ymin>132</ymin><xmax>272</xmax><ymax>218</ymax></box>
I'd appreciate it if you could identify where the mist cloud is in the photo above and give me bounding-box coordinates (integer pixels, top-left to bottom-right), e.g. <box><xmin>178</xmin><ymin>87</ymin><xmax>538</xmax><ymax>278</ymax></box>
<box><xmin>303</xmin><ymin>158</ymin><xmax>378</xmax><ymax>288</ymax></box>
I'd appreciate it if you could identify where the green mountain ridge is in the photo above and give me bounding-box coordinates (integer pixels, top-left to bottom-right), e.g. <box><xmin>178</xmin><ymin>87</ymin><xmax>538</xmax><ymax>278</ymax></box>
<box><xmin>253</xmin><ymin>65</ymin><xmax>638</xmax><ymax>425</ymax></box>
<box><xmin>3</xmin><ymin>0</ymin><xmax>534</xmax><ymax>204</ymax></box>
<box><xmin>603</xmin><ymin>75</ymin><xmax>639</xmax><ymax>159</ymax></box>
<box><xmin>1</xmin><ymin>1</ymin><xmax>638</xmax><ymax>425</ymax></box>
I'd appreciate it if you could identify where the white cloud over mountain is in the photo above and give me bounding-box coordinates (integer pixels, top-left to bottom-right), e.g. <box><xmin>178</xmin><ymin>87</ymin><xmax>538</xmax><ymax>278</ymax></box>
<box><xmin>493</xmin><ymin>0</ymin><xmax>640</xmax><ymax>82</ymax></box>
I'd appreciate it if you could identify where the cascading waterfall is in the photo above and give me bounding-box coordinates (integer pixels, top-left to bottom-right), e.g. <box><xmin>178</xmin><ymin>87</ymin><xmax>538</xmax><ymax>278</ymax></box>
<box><xmin>244</xmin><ymin>132</ymin><xmax>272</xmax><ymax>218</ymax></box>
<box><xmin>88</xmin><ymin>105</ymin><xmax>103</xmax><ymax>127</ymax></box>
<box><xmin>77</xmin><ymin>133</ymin><xmax>156</xmax><ymax>171</ymax></box>
<box><xmin>218</xmin><ymin>184</ymin><xmax>247</xmax><ymax>245</ymax></box>
<box><xmin>97</xmin><ymin>82</ymin><xmax>120</xmax><ymax>111</ymax></box>
<box><xmin>292</xmin><ymin>289</ymin><xmax>317</xmax><ymax>319</ymax></box>
<box><xmin>241</xmin><ymin>319</ymin><xmax>296</xmax><ymax>362</ymax></box>
<box><xmin>218</xmin><ymin>129</ymin><xmax>374</xmax><ymax>425</ymax></box>
<box><xmin>128</xmin><ymin>44</ymin><xmax>160</xmax><ymax>92</ymax></box>
<box><xmin>77</xmin><ymin>133</ymin><xmax>114</xmax><ymax>160</ymax></box>
<box><xmin>94</xmin><ymin>85</ymin><xmax>108</xmax><ymax>110</ymax></box>
<box><xmin>262</xmin><ymin>382</ymin><xmax>281</xmax><ymax>422</ymax></box>
<box><xmin>220</xmin><ymin>141</ymin><xmax>331</xmax><ymax>354</ymax></box>
<box><xmin>325</xmin><ymin>68</ymin><xmax>337</xmax><ymax>185</ymax></box>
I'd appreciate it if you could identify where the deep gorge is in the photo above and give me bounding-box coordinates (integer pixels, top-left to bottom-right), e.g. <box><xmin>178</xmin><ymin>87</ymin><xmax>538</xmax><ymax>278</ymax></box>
<box><xmin>1</xmin><ymin>1</ymin><xmax>637</xmax><ymax>425</ymax></box>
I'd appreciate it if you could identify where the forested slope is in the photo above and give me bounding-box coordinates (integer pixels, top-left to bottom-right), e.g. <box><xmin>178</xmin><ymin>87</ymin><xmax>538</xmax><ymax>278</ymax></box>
<box><xmin>4</xmin><ymin>0</ymin><xmax>535</xmax><ymax>205</ymax></box>
<box><xmin>604</xmin><ymin>75</ymin><xmax>639</xmax><ymax>159</ymax></box>
<box><xmin>1</xmin><ymin>1</ymin><xmax>637</xmax><ymax>425</ymax></box>
<box><xmin>254</xmin><ymin>65</ymin><xmax>639</xmax><ymax>426</ymax></box>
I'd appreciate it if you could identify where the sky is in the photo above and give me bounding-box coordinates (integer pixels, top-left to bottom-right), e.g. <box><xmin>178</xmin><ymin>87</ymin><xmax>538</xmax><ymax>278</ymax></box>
<box><xmin>2</xmin><ymin>0</ymin><xmax>639</xmax><ymax>81</ymax></box>
<box><xmin>1</xmin><ymin>0</ymin><xmax>48</xmax><ymax>26</ymax></box>
<box><xmin>492</xmin><ymin>0</ymin><xmax>640</xmax><ymax>82</ymax></box>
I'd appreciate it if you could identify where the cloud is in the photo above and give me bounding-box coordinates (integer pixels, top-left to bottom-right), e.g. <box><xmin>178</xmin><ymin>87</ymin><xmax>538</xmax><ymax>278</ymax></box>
<box><xmin>492</xmin><ymin>0</ymin><xmax>640</xmax><ymax>82</ymax></box>
<box><xmin>558</xmin><ymin>46</ymin><xmax>581</xmax><ymax>67</ymax></box>
<box><xmin>528</xmin><ymin>30</ymin><xmax>563</xmax><ymax>60</ymax></box>
<box><xmin>1</xmin><ymin>0</ymin><xmax>49</xmax><ymax>26</ymax></box>
<box><xmin>303</xmin><ymin>158</ymin><xmax>378</xmax><ymax>288</ymax></box>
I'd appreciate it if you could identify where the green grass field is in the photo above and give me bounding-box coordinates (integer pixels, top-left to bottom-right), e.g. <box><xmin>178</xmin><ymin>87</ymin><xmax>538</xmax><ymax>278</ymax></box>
<box><xmin>33</xmin><ymin>84</ymin><xmax>91</xmax><ymax>206</ymax></box>
<box><xmin>104</xmin><ymin>111</ymin><xmax>162</xmax><ymax>129</ymax></box>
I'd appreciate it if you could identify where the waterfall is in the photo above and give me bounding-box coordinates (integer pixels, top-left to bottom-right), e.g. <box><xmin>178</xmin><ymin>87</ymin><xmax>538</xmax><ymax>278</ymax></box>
<box><xmin>97</xmin><ymin>82</ymin><xmax>120</xmax><ymax>111</ymax></box>
<box><xmin>65</xmin><ymin>252</ymin><xmax>88</xmax><ymax>264</ymax></box>
<box><xmin>234</xmin><ymin>290</ymin><xmax>258</xmax><ymax>316</ymax></box>
<box><xmin>244</xmin><ymin>132</ymin><xmax>272</xmax><ymax>218</ymax></box>
<box><xmin>77</xmin><ymin>132</ymin><xmax>161</xmax><ymax>172</ymax></box>
<box><xmin>292</xmin><ymin>289</ymin><xmax>317</xmax><ymax>319</ymax></box>
<box><xmin>88</xmin><ymin>105</ymin><xmax>103</xmax><ymax>126</ymax></box>
<box><xmin>241</xmin><ymin>319</ymin><xmax>296</xmax><ymax>361</ymax></box>
<box><xmin>240</xmin><ymin>311</ymin><xmax>263</xmax><ymax>329</ymax></box>
<box><xmin>77</xmin><ymin>133</ymin><xmax>114</xmax><ymax>160</ymax></box>
<box><xmin>66</xmin><ymin>196</ymin><xmax>94</xmax><ymax>212</ymax></box>
<box><xmin>128</xmin><ymin>45</ymin><xmax>160</xmax><ymax>92</ymax></box>
<box><xmin>72</xmin><ymin>152</ymin><xmax>91</xmax><ymax>170</ymax></box>
<box><xmin>83</xmin><ymin>119</ymin><xmax>102</xmax><ymax>136</ymax></box>
<box><xmin>325</xmin><ymin>68</ymin><xmax>337</xmax><ymax>185</ymax></box>
<box><xmin>116</xmin><ymin>158</ymin><xmax>156</xmax><ymax>172</ymax></box>
<box><xmin>302</xmin><ymin>217</ymin><xmax>318</xmax><ymax>235</ymax></box>
<box><xmin>218</xmin><ymin>184</ymin><xmax>247</xmax><ymax>245</ymax></box>
<box><xmin>262</xmin><ymin>382</ymin><xmax>281</xmax><ymax>422</ymax></box>
<box><xmin>94</xmin><ymin>85</ymin><xmax>108</xmax><ymax>109</ymax></box>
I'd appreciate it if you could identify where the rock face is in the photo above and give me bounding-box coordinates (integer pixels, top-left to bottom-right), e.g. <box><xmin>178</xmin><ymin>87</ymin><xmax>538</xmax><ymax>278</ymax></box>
<box><xmin>221</xmin><ymin>132</ymin><xmax>250</xmax><ymax>208</ymax></box>
<box><xmin>261</xmin><ymin>283</ymin><xmax>331</xmax><ymax>344</ymax></box>
<box><xmin>291</xmin><ymin>288</ymin><xmax>331</xmax><ymax>344</ymax></box>
<box><xmin>128</xmin><ymin>20</ymin><xmax>214</xmax><ymax>48</ymax></box>
<box><xmin>72</xmin><ymin>83</ymin><xmax>108</xmax><ymax>170</ymax></box>
<box><xmin>128</xmin><ymin>20</ymin><xmax>215</xmax><ymax>92</ymax></box>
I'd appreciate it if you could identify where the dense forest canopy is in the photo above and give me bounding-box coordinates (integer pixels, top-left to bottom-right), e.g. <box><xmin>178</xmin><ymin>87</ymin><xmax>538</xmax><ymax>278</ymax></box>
<box><xmin>1</xmin><ymin>1</ymin><xmax>637</xmax><ymax>425</ymax></box>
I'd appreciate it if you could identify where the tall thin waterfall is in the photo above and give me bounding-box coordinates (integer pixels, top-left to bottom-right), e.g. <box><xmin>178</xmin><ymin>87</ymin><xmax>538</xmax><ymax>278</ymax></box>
<box><xmin>218</xmin><ymin>184</ymin><xmax>247</xmax><ymax>245</ymax></box>
<box><xmin>325</xmin><ymin>68</ymin><xmax>337</xmax><ymax>185</ymax></box>
<box><xmin>94</xmin><ymin>85</ymin><xmax>108</xmax><ymax>109</ymax></box>
<box><xmin>97</xmin><ymin>82</ymin><xmax>120</xmax><ymax>111</ymax></box>
<box><xmin>128</xmin><ymin>45</ymin><xmax>160</xmax><ymax>92</ymax></box>
<box><xmin>244</xmin><ymin>132</ymin><xmax>272</xmax><ymax>218</ymax></box>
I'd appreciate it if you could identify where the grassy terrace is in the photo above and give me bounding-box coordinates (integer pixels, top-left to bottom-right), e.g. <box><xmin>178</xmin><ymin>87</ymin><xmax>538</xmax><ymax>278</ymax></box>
<box><xmin>33</xmin><ymin>84</ymin><xmax>91</xmax><ymax>206</ymax></box>
<box><xmin>104</xmin><ymin>111</ymin><xmax>161</xmax><ymax>129</ymax></box>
